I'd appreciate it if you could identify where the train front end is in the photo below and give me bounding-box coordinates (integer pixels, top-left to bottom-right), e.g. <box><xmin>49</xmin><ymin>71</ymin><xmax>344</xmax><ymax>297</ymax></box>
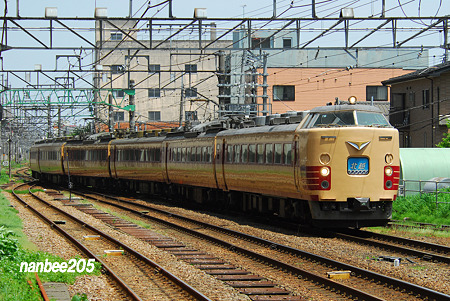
<box><xmin>298</xmin><ymin>102</ymin><xmax>399</xmax><ymax>228</ymax></box>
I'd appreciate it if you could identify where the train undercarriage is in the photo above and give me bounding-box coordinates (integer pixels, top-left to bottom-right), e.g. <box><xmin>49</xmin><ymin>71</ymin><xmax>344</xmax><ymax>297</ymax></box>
<box><xmin>33</xmin><ymin>170</ymin><xmax>391</xmax><ymax>229</ymax></box>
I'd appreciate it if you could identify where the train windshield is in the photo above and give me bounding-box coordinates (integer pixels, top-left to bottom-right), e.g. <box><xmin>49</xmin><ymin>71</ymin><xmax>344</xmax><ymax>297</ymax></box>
<box><xmin>306</xmin><ymin>110</ymin><xmax>390</xmax><ymax>128</ymax></box>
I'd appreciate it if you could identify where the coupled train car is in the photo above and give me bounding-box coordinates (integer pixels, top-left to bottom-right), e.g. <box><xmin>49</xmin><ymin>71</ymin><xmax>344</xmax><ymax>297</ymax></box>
<box><xmin>30</xmin><ymin>103</ymin><xmax>400</xmax><ymax>228</ymax></box>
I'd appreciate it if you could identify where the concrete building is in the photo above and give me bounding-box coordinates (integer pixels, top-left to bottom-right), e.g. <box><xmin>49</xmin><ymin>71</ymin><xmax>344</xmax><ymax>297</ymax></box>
<box><xmin>94</xmin><ymin>21</ymin><xmax>430</xmax><ymax>130</ymax></box>
<box><xmin>95</xmin><ymin>20</ymin><xmax>232</xmax><ymax>129</ymax></box>
<box><xmin>382</xmin><ymin>62</ymin><xmax>450</xmax><ymax>148</ymax></box>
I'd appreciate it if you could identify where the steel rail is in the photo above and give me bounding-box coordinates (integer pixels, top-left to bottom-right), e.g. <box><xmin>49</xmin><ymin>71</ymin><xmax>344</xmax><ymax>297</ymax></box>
<box><xmin>11</xmin><ymin>182</ymin><xmax>143</xmax><ymax>301</ymax></box>
<box><xmin>79</xmin><ymin>190</ymin><xmax>450</xmax><ymax>301</ymax></box>
<box><xmin>14</xmin><ymin>182</ymin><xmax>211</xmax><ymax>301</ymax></box>
<box><xmin>333</xmin><ymin>229</ymin><xmax>450</xmax><ymax>263</ymax></box>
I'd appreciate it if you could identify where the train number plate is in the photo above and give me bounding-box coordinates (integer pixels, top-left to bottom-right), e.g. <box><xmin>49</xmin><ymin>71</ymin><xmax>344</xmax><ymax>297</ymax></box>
<box><xmin>347</xmin><ymin>157</ymin><xmax>369</xmax><ymax>175</ymax></box>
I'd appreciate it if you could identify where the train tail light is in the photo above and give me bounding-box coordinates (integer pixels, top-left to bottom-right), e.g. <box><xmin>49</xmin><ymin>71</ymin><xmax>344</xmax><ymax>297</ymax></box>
<box><xmin>384</xmin><ymin>166</ymin><xmax>399</xmax><ymax>190</ymax></box>
<box><xmin>306</xmin><ymin>166</ymin><xmax>331</xmax><ymax>190</ymax></box>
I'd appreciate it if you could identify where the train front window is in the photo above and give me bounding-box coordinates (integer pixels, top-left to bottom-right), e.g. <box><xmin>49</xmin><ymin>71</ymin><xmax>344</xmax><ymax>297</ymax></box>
<box><xmin>307</xmin><ymin>110</ymin><xmax>390</xmax><ymax>128</ymax></box>
<box><xmin>311</xmin><ymin>111</ymin><xmax>355</xmax><ymax>127</ymax></box>
<box><xmin>356</xmin><ymin>112</ymin><xmax>390</xmax><ymax>127</ymax></box>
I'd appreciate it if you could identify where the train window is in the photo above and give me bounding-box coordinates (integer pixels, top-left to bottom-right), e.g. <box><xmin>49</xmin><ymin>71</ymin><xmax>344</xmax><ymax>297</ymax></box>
<box><xmin>234</xmin><ymin>145</ymin><xmax>241</xmax><ymax>163</ymax></box>
<box><xmin>284</xmin><ymin>144</ymin><xmax>292</xmax><ymax>165</ymax></box>
<box><xmin>265</xmin><ymin>144</ymin><xmax>273</xmax><ymax>164</ymax></box>
<box><xmin>242</xmin><ymin>145</ymin><xmax>248</xmax><ymax>163</ymax></box>
<box><xmin>190</xmin><ymin>147</ymin><xmax>195</xmax><ymax>161</ymax></box>
<box><xmin>197</xmin><ymin>147</ymin><xmax>202</xmax><ymax>162</ymax></box>
<box><xmin>186</xmin><ymin>147</ymin><xmax>191</xmax><ymax>162</ymax></box>
<box><xmin>149</xmin><ymin>149</ymin><xmax>154</xmax><ymax>161</ymax></box>
<box><xmin>226</xmin><ymin>145</ymin><xmax>233</xmax><ymax>163</ymax></box>
<box><xmin>257</xmin><ymin>144</ymin><xmax>264</xmax><ymax>164</ymax></box>
<box><xmin>181</xmin><ymin>148</ymin><xmax>186</xmax><ymax>162</ymax></box>
<box><xmin>155</xmin><ymin>149</ymin><xmax>161</xmax><ymax>162</ymax></box>
<box><xmin>202</xmin><ymin>146</ymin><xmax>207</xmax><ymax>162</ymax></box>
<box><xmin>356</xmin><ymin>111</ymin><xmax>390</xmax><ymax>126</ymax></box>
<box><xmin>311</xmin><ymin>111</ymin><xmax>355</xmax><ymax>127</ymax></box>
<box><xmin>135</xmin><ymin>149</ymin><xmax>140</xmax><ymax>161</ymax></box>
<box><xmin>248</xmin><ymin>144</ymin><xmax>256</xmax><ymax>163</ymax></box>
<box><xmin>140</xmin><ymin>150</ymin><xmax>145</xmax><ymax>162</ymax></box>
<box><xmin>207</xmin><ymin>146</ymin><xmax>213</xmax><ymax>162</ymax></box>
<box><xmin>216</xmin><ymin>145</ymin><xmax>220</xmax><ymax>162</ymax></box>
<box><xmin>274</xmin><ymin>144</ymin><xmax>282</xmax><ymax>164</ymax></box>
<box><xmin>177</xmin><ymin>148</ymin><xmax>181</xmax><ymax>162</ymax></box>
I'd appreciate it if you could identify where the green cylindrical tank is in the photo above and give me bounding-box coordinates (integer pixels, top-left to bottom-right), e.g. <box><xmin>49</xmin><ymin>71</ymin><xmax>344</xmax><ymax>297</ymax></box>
<box><xmin>399</xmin><ymin>148</ymin><xmax>450</xmax><ymax>195</ymax></box>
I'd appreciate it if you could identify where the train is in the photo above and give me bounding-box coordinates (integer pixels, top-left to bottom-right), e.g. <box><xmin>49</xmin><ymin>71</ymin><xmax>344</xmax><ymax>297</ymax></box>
<box><xmin>30</xmin><ymin>100</ymin><xmax>400</xmax><ymax>228</ymax></box>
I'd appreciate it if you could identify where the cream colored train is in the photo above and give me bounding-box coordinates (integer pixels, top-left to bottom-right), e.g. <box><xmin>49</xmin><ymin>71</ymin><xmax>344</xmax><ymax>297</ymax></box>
<box><xmin>30</xmin><ymin>102</ymin><xmax>399</xmax><ymax>228</ymax></box>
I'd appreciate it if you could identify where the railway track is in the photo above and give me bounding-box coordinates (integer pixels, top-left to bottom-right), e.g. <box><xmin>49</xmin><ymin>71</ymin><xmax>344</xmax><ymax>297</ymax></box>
<box><xmin>331</xmin><ymin>228</ymin><xmax>450</xmax><ymax>264</ymax></box>
<box><xmin>12</xmin><ymin>182</ymin><xmax>210</xmax><ymax>301</ymax></box>
<box><xmin>387</xmin><ymin>220</ymin><xmax>450</xmax><ymax>232</ymax></box>
<box><xmin>62</xmin><ymin>188</ymin><xmax>449</xmax><ymax>301</ymax></box>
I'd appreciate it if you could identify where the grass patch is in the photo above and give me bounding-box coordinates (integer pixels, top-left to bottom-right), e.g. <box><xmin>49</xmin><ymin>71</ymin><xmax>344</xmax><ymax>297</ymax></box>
<box><xmin>0</xmin><ymin>193</ymin><xmax>36</xmax><ymax>250</ymax></box>
<box><xmin>393</xmin><ymin>191</ymin><xmax>450</xmax><ymax>226</ymax></box>
<box><xmin>0</xmin><ymin>227</ymin><xmax>101</xmax><ymax>301</ymax></box>
<box><xmin>3</xmin><ymin>189</ymin><xmax>44</xmax><ymax>194</ymax></box>
<box><xmin>0</xmin><ymin>183</ymin><xmax>101</xmax><ymax>300</ymax></box>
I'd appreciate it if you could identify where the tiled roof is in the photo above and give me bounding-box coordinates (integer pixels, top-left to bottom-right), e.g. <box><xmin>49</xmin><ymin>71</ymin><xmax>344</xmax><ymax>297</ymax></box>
<box><xmin>382</xmin><ymin>61</ymin><xmax>450</xmax><ymax>85</ymax></box>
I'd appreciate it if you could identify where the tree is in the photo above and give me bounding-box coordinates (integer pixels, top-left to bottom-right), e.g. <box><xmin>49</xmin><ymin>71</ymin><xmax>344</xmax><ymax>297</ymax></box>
<box><xmin>437</xmin><ymin>119</ymin><xmax>450</xmax><ymax>148</ymax></box>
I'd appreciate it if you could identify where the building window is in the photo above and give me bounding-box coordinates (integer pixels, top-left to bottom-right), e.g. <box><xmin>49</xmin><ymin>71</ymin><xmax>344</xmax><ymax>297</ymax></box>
<box><xmin>148</xmin><ymin>111</ymin><xmax>161</xmax><ymax>121</ymax></box>
<box><xmin>273</xmin><ymin>85</ymin><xmax>295</xmax><ymax>101</ymax></box>
<box><xmin>185</xmin><ymin>87</ymin><xmax>197</xmax><ymax>98</ymax></box>
<box><xmin>185</xmin><ymin>64</ymin><xmax>197</xmax><ymax>73</ymax></box>
<box><xmin>148</xmin><ymin>88</ymin><xmax>161</xmax><ymax>98</ymax></box>
<box><xmin>185</xmin><ymin>111</ymin><xmax>198</xmax><ymax>121</ymax></box>
<box><xmin>283</xmin><ymin>38</ymin><xmax>292</xmax><ymax>48</ymax></box>
<box><xmin>252</xmin><ymin>37</ymin><xmax>271</xmax><ymax>49</ymax></box>
<box><xmin>111</xmin><ymin>65</ymin><xmax>125</xmax><ymax>74</ymax></box>
<box><xmin>112</xmin><ymin>90</ymin><xmax>124</xmax><ymax>98</ymax></box>
<box><xmin>422</xmin><ymin>89</ymin><xmax>430</xmax><ymax>109</ymax></box>
<box><xmin>366</xmin><ymin>86</ymin><xmax>388</xmax><ymax>101</ymax></box>
<box><xmin>113</xmin><ymin>111</ymin><xmax>124</xmax><ymax>122</ymax></box>
<box><xmin>149</xmin><ymin>64</ymin><xmax>160</xmax><ymax>74</ymax></box>
<box><xmin>110</xmin><ymin>32</ymin><xmax>122</xmax><ymax>41</ymax></box>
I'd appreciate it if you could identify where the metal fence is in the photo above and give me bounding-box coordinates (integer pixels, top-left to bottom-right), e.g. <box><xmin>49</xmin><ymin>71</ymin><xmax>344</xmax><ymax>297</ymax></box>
<box><xmin>398</xmin><ymin>179</ymin><xmax>450</xmax><ymax>208</ymax></box>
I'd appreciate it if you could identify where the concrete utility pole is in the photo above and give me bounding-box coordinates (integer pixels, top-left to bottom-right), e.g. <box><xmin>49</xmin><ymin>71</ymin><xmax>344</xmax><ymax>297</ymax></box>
<box><xmin>179</xmin><ymin>75</ymin><xmax>184</xmax><ymax>127</ymax></box>
<box><xmin>108</xmin><ymin>94</ymin><xmax>113</xmax><ymax>132</ymax></box>
<box><xmin>262</xmin><ymin>52</ymin><xmax>269</xmax><ymax>116</ymax></box>
<box><xmin>129</xmin><ymin>79</ymin><xmax>135</xmax><ymax>131</ymax></box>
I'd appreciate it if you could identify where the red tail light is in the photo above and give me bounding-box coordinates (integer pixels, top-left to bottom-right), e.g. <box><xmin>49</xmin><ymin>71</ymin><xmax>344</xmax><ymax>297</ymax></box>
<box><xmin>384</xmin><ymin>165</ymin><xmax>399</xmax><ymax>190</ymax></box>
<box><xmin>306</xmin><ymin>166</ymin><xmax>331</xmax><ymax>190</ymax></box>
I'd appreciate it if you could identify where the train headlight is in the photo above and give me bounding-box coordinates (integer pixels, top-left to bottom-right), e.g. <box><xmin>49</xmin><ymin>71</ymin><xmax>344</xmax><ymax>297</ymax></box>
<box><xmin>319</xmin><ymin>153</ymin><xmax>331</xmax><ymax>165</ymax></box>
<box><xmin>385</xmin><ymin>153</ymin><xmax>394</xmax><ymax>165</ymax></box>
<box><xmin>320</xmin><ymin>166</ymin><xmax>330</xmax><ymax>177</ymax></box>
<box><xmin>348</xmin><ymin>96</ymin><xmax>357</xmax><ymax>104</ymax></box>
<box><xmin>384</xmin><ymin>166</ymin><xmax>393</xmax><ymax>177</ymax></box>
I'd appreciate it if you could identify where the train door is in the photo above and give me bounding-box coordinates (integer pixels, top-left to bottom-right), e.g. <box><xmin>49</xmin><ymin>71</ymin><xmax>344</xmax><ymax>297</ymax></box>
<box><xmin>111</xmin><ymin>145</ymin><xmax>118</xmax><ymax>179</ymax></box>
<box><xmin>107</xmin><ymin>141</ymin><xmax>113</xmax><ymax>178</ymax></box>
<box><xmin>294</xmin><ymin>135</ymin><xmax>301</xmax><ymax>191</ymax></box>
<box><xmin>162</xmin><ymin>142</ymin><xmax>170</xmax><ymax>184</ymax></box>
<box><xmin>61</xmin><ymin>143</ymin><xmax>66</xmax><ymax>176</ymax></box>
<box><xmin>214</xmin><ymin>137</ymin><xmax>228</xmax><ymax>191</ymax></box>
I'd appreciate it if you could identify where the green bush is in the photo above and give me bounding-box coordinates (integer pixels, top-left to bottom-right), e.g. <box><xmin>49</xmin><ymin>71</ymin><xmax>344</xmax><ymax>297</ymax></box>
<box><xmin>393</xmin><ymin>191</ymin><xmax>450</xmax><ymax>225</ymax></box>
<box><xmin>0</xmin><ymin>227</ymin><xmax>101</xmax><ymax>301</ymax></box>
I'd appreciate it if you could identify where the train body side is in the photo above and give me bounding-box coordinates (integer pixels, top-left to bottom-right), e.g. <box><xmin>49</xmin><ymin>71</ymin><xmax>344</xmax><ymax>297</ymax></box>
<box><xmin>216</xmin><ymin>125</ymin><xmax>298</xmax><ymax>198</ymax></box>
<box><xmin>30</xmin><ymin>142</ymin><xmax>65</xmax><ymax>176</ymax></box>
<box><xmin>111</xmin><ymin>137</ymin><xmax>165</xmax><ymax>183</ymax></box>
<box><xmin>165</xmin><ymin>133</ymin><xmax>217</xmax><ymax>189</ymax></box>
<box><xmin>65</xmin><ymin>141</ymin><xmax>110</xmax><ymax>178</ymax></box>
